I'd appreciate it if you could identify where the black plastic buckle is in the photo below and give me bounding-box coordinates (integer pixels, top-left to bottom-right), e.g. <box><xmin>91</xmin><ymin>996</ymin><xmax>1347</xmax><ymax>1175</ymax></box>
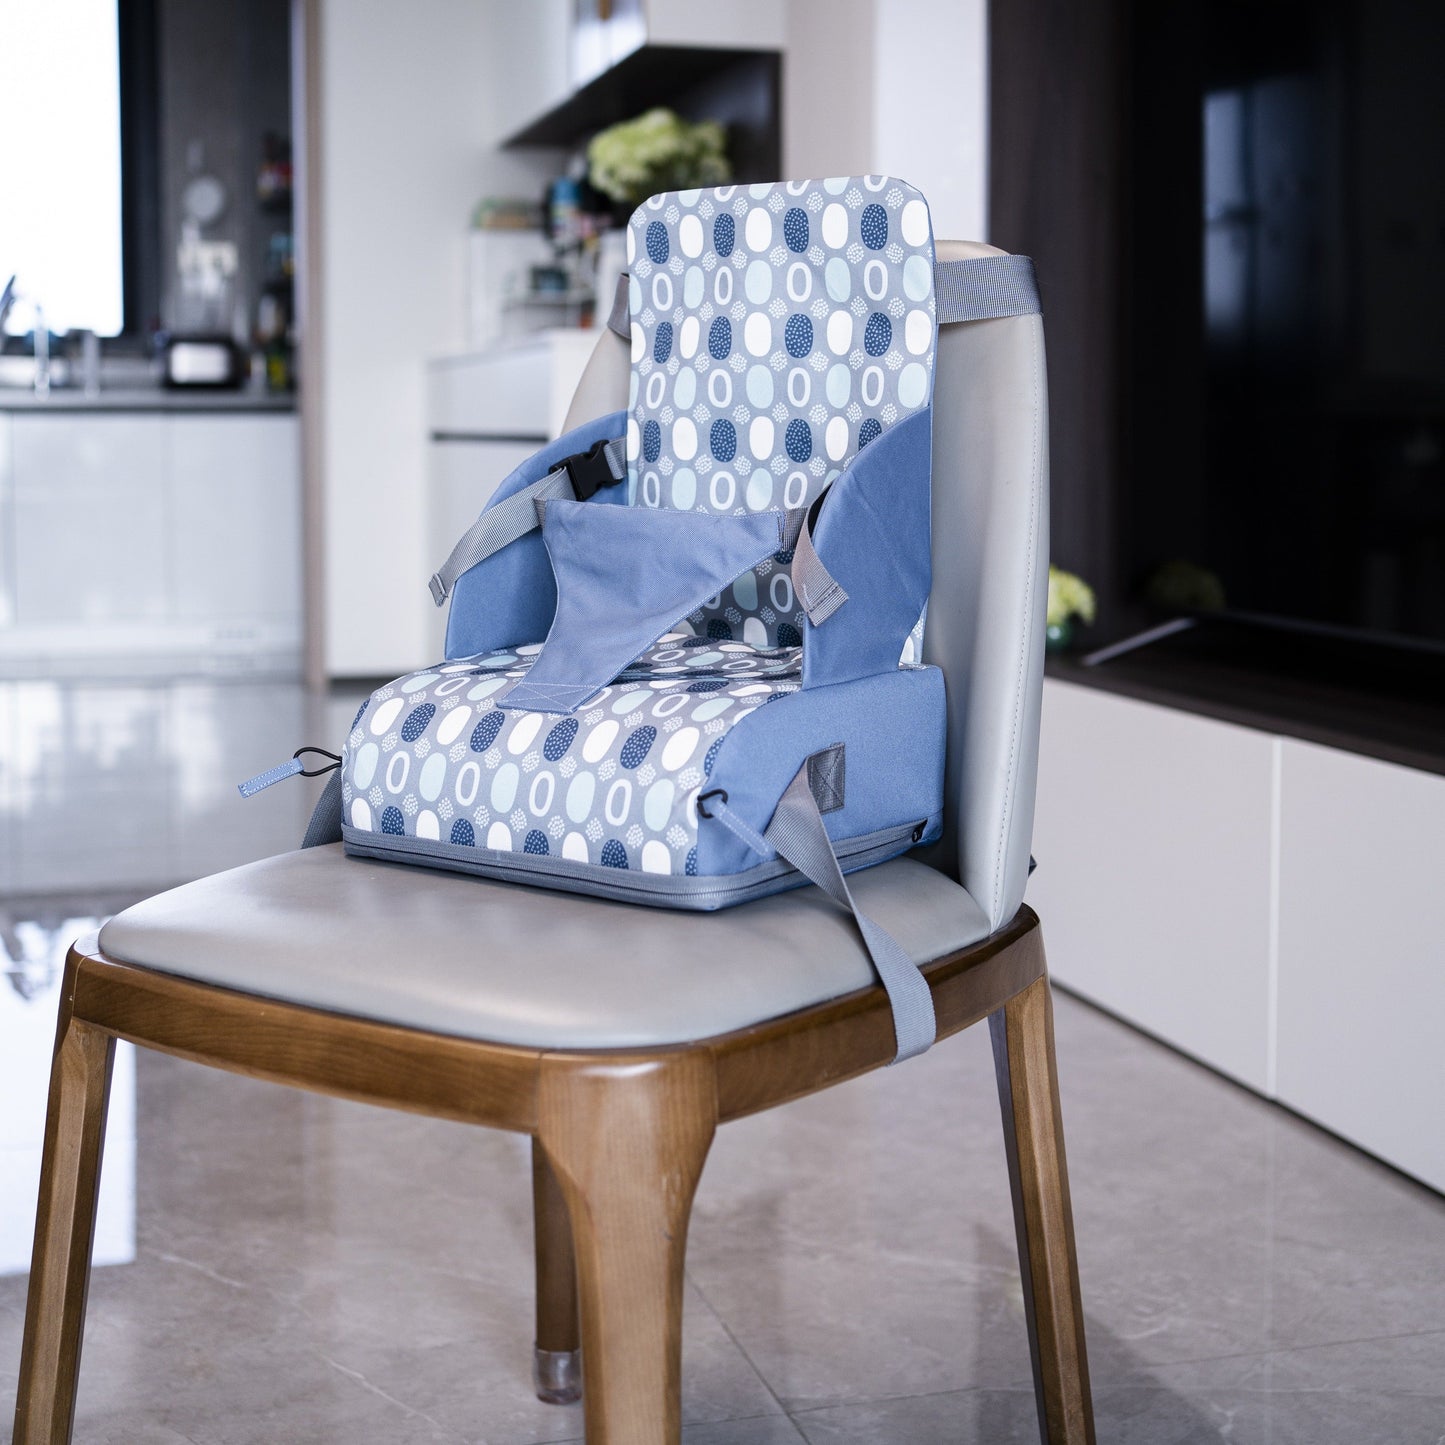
<box><xmin>564</xmin><ymin>438</ymin><xmax>623</xmax><ymax>501</ymax></box>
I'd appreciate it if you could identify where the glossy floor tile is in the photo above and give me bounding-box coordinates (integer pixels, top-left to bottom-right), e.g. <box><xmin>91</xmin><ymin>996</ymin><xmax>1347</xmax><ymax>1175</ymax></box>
<box><xmin>2</xmin><ymin>679</ymin><xmax>1444</xmax><ymax>1442</ymax></box>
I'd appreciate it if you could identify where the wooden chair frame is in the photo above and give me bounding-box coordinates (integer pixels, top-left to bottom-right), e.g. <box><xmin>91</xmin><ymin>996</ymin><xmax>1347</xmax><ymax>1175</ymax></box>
<box><xmin>14</xmin><ymin>905</ymin><xmax>1094</xmax><ymax>1445</ymax></box>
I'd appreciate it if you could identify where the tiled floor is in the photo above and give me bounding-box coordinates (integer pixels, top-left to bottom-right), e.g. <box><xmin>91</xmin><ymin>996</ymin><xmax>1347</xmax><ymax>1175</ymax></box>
<box><xmin>2</xmin><ymin>679</ymin><xmax>1444</xmax><ymax>1443</ymax></box>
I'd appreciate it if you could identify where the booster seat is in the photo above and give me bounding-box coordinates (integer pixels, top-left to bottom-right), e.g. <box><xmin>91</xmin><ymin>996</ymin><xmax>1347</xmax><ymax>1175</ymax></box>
<box><xmin>252</xmin><ymin>177</ymin><xmax>1040</xmax><ymax>1060</ymax></box>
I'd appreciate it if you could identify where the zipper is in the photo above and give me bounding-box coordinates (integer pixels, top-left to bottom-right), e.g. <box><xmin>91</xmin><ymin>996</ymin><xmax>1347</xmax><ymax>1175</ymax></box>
<box><xmin>343</xmin><ymin>817</ymin><xmax>930</xmax><ymax>910</ymax></box>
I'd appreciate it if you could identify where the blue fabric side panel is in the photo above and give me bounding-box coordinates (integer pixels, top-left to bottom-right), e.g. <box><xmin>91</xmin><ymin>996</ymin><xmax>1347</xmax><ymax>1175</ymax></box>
<box><xmin>444</xmin><ymin>410</ymin><xmax>627</xmax><ymax>661</ymax></box>
<box><xmin>801</xmin><ymin>407</ymin><xmax>933</xmax><ymax>690</ymax></box>
<box><xmin>696</xmin><ymin>666</ymin><xmax>947</xmax><ymax>875</ymax></box>
<box><xmin>501</xmin><ymin>500</ymin><xmax>786</xmax><ymax>713</ymax></box>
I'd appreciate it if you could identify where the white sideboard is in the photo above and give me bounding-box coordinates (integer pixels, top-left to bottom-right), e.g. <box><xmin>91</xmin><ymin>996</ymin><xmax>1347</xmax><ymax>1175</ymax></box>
<box><xmin>1028</xmin><ymin>678</ymin><xmax>1445</xmax><ymax>1193</ymax></box>
<box><xmin>0</xmin><ymin>410</ymin><xmax>301</xmax><ymax>678</ymax></box>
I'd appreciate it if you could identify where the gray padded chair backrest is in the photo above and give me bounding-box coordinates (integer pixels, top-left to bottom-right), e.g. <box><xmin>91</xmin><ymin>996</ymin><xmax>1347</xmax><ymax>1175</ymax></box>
<box><xmin>562</xmin><ymin>240</ymin><xmax>1049</xmax><ymax>934</ymax></box>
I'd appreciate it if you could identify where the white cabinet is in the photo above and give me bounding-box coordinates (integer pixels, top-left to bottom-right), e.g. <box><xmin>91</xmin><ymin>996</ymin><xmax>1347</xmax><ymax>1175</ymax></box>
<box><xmin>12</xmin><ymin>416</ymin><xmax>169</xmax><ymax>625</ymax></box>
<box><xmin>1028</xmin><ymin>680</ymin><xmax>1276</xmax><ymax>1092</ymax></box>
<box><xmin>1029</xmin><ymin>678</ymin><xmax>1445</xmax><ymax>1192</ymax></box>
<box><xmin>1275</xmin><ymin>741</ymin><xmax>1445</xmax><ymax>1191</ymax></box>
<box><xmin>0</xmin><ymin>410</ymin><xmax>301</xmax><ymax>677</ymax></box>
<box><xmin>169</xmin><ymin>416</ymin><xmax>302</xmax><ymax>626</ymax></box>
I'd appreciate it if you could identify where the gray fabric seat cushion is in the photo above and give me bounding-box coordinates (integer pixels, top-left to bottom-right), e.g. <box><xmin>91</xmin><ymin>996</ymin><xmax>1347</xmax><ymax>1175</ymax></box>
<box><xmin>97</xmin><ymin>844</ymin><xmax>991</xmax><ymax>1049</ymax></box>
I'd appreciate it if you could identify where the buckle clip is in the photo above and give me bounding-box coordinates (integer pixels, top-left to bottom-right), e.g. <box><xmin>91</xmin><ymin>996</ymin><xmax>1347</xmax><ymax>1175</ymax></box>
<box><xmin>564</xmin><ymin>438</ymin><xmax>623</xmax><ymax>502</ymax></box>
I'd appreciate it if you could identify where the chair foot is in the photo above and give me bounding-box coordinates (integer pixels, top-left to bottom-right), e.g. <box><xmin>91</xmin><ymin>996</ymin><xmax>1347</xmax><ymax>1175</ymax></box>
<box><xmin>533</xmin><ymin>1345</ymin><xmax>582</xmax><ymax>1404</ymax></box>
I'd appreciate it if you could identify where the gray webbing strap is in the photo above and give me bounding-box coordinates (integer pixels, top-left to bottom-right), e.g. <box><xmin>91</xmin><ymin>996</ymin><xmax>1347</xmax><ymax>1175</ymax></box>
<box><xmin>428</xmin><ymin>437</ymin><xmax>626</xmax><ymax>606</ymax></box>
<box><xmin>710</xmin><ymin>759</ymin><xmax>937</xmax><ymax>1063</ymax></box>
<box><xmin>791</xmin><ymin>509</ymin><xmax>848</xmax><ymax>625</ymax></box>
<box><xmin>606</xmin><ymin>271</ymin><xmax>630</xmax><ymax>339</ymax></box>
<box><xmin>934</xmin><ymin>254</ymin><xmax>1040</xmax><ymax>324</ymax></box>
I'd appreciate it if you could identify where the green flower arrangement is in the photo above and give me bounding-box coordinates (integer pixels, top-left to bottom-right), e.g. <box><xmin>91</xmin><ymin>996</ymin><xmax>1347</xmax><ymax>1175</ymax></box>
<box><xmin>1046</xmin><ymin>566</ymin><xmax>1096</xmax><ymax>651</ymax></box>
<box><xmin>587</xmin><ymin>108</ymin><xmax>731</xmax><ymax>209</ymax></box>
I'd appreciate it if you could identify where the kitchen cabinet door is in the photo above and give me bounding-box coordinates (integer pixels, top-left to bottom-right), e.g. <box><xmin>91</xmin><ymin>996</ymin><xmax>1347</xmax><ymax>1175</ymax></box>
<box><xmin>11</xmin><ymin>415</ymin><xmax>168</xmax><ymax>624</ymax></box>
<box><xmin>169</xmin><ymin>415</ymin><xmax>301</xmax><ymax>622</ymax></box>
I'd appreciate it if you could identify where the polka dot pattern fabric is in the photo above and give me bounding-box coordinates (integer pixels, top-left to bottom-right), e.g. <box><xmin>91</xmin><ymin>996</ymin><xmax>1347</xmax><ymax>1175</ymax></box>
<box><xmin>341</xmin><ymin>636</ymin><xmax>800</xmax><ymax>875</ymax></box>
<box><xmin>624</xmin><ymin>176</ymin><xmax>937</xmax><ymax>647</ymax></box>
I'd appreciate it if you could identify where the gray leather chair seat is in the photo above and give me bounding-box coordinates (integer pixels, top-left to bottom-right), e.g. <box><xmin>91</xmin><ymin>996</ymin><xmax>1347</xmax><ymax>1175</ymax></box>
<box><xmin>99</xmin><ymin>844</ymin><xmax>991</xmax><ymax>1049</ymax></box>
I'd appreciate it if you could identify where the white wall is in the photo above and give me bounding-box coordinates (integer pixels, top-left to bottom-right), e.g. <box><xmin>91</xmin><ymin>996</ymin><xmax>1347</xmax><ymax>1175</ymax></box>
<box><xmin>871</xmin><ymin>0</ymin><xmax>988</xmax><ymax>242</ymax></box>
<box><xmin>317</xmin><ymin>0</ymin><xmax>558</xmax><ymax>677</ymax></box>
<box><xmin>785</xmin><ymin>0</ymin><xmax>989</xmax><ymax>243</ymax></box>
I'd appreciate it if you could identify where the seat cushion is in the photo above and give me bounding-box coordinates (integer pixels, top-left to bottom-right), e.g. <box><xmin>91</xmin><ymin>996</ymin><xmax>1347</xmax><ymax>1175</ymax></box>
<box><xmin>343</xmin><ymin>633</ymin><xmax>801</xmax><ymax>873</ymax></box>
<box><xmin>97</xmin><ymin>844</ymin><xmax>991</xmax><ymax>1049</ymax></box>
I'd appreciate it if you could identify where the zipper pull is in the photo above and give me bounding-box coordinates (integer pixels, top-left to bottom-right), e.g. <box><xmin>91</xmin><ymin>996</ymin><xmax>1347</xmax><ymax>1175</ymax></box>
<box><xmin>238</xmin><ymin>747</ymin><xmax>342</xmax><ymax>798</ymax></box>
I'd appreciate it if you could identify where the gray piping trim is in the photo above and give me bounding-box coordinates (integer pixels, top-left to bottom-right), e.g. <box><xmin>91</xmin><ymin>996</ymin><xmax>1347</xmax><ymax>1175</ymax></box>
<box><xmin>935</xmin><ymin>255</ymin><xmax>1041</xmax><ymax>324</ymax></box>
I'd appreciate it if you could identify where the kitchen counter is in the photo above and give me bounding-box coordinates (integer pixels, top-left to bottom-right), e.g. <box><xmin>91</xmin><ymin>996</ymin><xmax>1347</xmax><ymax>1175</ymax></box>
<box><xmin>0</xmin><ymin>387</ymin><xmax>295</xmax><ymax>413</ymax></box>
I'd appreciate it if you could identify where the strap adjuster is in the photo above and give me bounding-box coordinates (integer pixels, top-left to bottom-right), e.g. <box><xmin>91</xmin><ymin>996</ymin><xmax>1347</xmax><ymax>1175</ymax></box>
<box><xmin>564</xmin><ymin>438</ymin><xmax>624</xmax><ymax>501</ymax></box>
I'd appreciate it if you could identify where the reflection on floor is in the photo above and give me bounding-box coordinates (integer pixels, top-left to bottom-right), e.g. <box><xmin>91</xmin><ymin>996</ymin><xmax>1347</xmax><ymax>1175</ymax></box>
<box><xmin>0</xmin><ymin>677</ymin><xmax>364</xmax><ymax>1277</ymax></box>
<box><xmin>1</xmin><ymin>680</ymin><xmax>1443</xmax><ymax>1442</ymax></box>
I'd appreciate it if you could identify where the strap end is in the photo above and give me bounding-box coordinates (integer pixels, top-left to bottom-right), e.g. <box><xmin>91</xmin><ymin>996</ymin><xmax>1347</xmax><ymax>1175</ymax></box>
<box><xmin>429</xmin><ymin>573</ymin><xmax>448</xmax><ymax>607</ymax></box>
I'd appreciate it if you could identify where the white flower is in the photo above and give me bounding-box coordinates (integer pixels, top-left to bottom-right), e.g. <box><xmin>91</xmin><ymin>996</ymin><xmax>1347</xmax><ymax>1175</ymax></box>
<box><xmin>770</xmin><ymin>245</ymin><xmax>787</xmax><ymax>265</ymax></box>
<box><xmin>413</xmin><ymin>738</ymin><xmax>430</xmax><ymax>758</ymax></box>
<box><xmin>845</xmin><ymin>188</ymin><xmax>863</xmax><ymax>208</ymax></box>
<box><xmin>547</xmin><ymin>816</ymin><xmax>566</xmax><ymax>839</ymax></box>
<box><xmin>637</xmin><ymin>762</ymin><xmax>656</xmax><ymax>786</ymax></box>
<box><xmin>886</xmin><ymin>350</ymin><xmax>903</xmax><ymax>371</ymax></box>
<box><xmin>768</xmin><ymin>298</ymin><xmax>786</xmax><ymax>317</ymax></box>
<box><xmin>368</xmin><ymin>785</ymin><xmax>384</xmax><ymax>807</ymax></box>
<box><xmin>626</xmin><ymin>824</ymin><xmax>645</xmax><ymax>848</ymax></box>
<box><xmin>677</xmin><ymin>768</ymin><xmax>702</xmax><ymax>789</ymax></box>
<box><xmin>806</xmin><ymin>192</ymin><xmax>823</xmax><ymax>212</ymax></box>
<box><xmin>584</xmin><ymin>708</ymin><xmax>604</xmax><ymax>725</ymax></box>
<box><xmin>809</xmin><ymin>404</ymin><xmax>827</xmax><ymax>425</ymax></box>
<box><xmin>767</xmin><ymin>192</ymin><xmax>785</xmax><ymax>213</ymax></box>
<box><xmin>585</xmin><ymin>818</ymin><xmax>603</xmax><ymax>842</ymax></box>
<box><xmin>881</xmin><ymin>403</ymin><xmax>898</xmax><ymax>424</ymax></box>
<box><xmin>484</xmin><ymin>747</ymin><xmax>502</xmax><ymax>769</ymax></box>
<box><xmin>598</xmin><ymin>758</ymin><xmax>617</xmax><ymax>781</ymax></box>
<box><xmin>886</xmin><ymin>242</ymin><xmax>904</xmax><ymax>265</ymax></box>
<box><xmin>810</xmin><ymin>351</ymin><xmax>827</xmax><ymax>371</ymax></box>
<box><xmin>559</xmin><ymin>755</ymin><xmax>578</xmax><ymax>778</ymax></box>
<box><xmin>770</xmin><ymin>351</ymin><xmax>786</xmax><ymax>371</ymax></box>
<box><xmin>439</xmin><ymin>694</ymin><xmax>459</xmax><ymax>711</ymax></box>
<box><xmin>850</xmin><ymin>296</ymin><xmax>866</xmax><ymax>316</ymax></box>
<box><xmin>770</xmin><ymin>455</ymin><xmax>787</xmax><ymax>475</ymax></box>
<box><xmin>625</xmin><ymin>711</ymin><xmax>644</xmax><ymax>728</ymax></box>
<box><xmin>402</xmin><ymin>794</ymin><xmax>419</xmax><ymax>816</ymax></box>
<box><xmin>729</xmin><ymin>353</ymin><xmax>746</xmax><ymax>372</ymax></box>
<box><xmin>381</xmin><ymin>733</ymin><xmax>397</xmax><ymax>752</ymax></box>
<box><xmin>887</xmin><ymin>187</ymin><xmax>904</xmax><ymax>208</ymax></box>
<box><xmin>666</xmin><ymin>824</ymin><xmax>689</xmax><ymax>847</ymax></box>
<box><xmin>438</xmin><ymin>798</ymin><xmax>453</xmax><ymax>821</ymax></box>
<box><xmin>704</xmin><ymin>718</ymin><xmax>726</xmax><ymax>734</ymax></box>
<box><xmin>521</xmin><ymin>751</ymin><xmax>540</xmax><ymax>773</ymax></box>
<box><xmin>888</xmin><ymin>296</ymin><xmax>906</xmax><ymax>319</ymax></box>
<box><xmin>847</xmin><ymin>242</ymin><xmax>865</xmax><ymax>263</ymax></box>
<box><xmin>810</xmin><ymin>298</ymin><xmax>829</xmax><ymax>319</ymax></box>
<box><xmin>510</xmin><ymin>808</ymin><xmax>526</xmax><ymax>830</ymax></box>
<box><xmin>474</xmin><ymin>805</ymin><xmax>490</xmax><ymax>827</ymax></box>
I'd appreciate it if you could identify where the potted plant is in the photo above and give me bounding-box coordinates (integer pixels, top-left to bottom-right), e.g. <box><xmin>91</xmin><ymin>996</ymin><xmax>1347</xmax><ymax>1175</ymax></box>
<box><xmin>1046</xmin><ymin>566</ymin><xmax>1096</xmax><ymax>652</ymax></box>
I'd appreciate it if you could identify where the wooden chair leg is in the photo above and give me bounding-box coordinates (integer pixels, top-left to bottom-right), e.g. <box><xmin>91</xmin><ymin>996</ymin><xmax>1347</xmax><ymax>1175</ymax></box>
<box><xmin>991</xmin><ymin>974</ymin><xmax>1096</xmax><ymax>1445</ymax></box>
<box><xmin>531</xmin><ymin>1137</ymin><xmax>581</xmax><ymax>1403</ymax></box>
<box><xmin>13</xmin><ymin>1013</ymin><xmax>117</xmax><ymax>1445</ymax></box>
<box><xmin>536</xmin><ymin>1053</ymin><xmax>716</xmax><ymax>1445</ymax></box>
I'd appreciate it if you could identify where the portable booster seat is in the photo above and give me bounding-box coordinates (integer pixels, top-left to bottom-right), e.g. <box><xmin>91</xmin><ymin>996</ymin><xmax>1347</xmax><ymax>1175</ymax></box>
<box><xmin>247</xmin><ymin>177</ymin><xmax>1041</xmax><ymax>1058</ymax></box>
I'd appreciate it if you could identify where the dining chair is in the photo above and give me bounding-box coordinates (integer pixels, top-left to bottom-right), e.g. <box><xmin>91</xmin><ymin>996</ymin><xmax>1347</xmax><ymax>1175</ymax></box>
<box><xmin>13</xmin><ymin>240</ymin><xmax>1094</xmax><ymax>1445</ymax></box>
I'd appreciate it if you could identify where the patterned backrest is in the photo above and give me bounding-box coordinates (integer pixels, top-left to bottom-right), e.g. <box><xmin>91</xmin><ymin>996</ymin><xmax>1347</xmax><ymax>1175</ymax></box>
<box><xmin>624</xmin><ymin>177</ymin><xmax>937</xmax><ymax>647</ymax></box>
